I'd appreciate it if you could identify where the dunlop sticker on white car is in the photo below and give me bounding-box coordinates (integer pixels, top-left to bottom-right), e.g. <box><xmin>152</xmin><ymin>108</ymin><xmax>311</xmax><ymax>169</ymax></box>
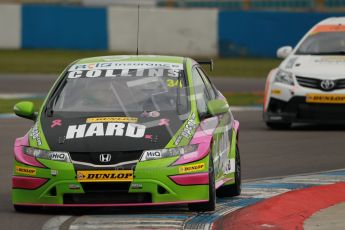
<box><xmin>306</xmin><ymin>94</ymin><xmax>345</xmax><ymax>104</ymax></box>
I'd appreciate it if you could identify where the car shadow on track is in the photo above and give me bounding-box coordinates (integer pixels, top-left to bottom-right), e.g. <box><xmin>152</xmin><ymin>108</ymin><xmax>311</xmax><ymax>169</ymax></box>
<box><xmin>18</xmin><ymin>205</ymin><xmax>191</xmax><ymax>215</ymax></box>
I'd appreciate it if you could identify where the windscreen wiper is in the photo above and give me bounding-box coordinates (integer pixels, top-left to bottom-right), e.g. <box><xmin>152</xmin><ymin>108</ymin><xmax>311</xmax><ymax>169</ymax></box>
<box><xmin>46</xmin><ymin>79</ymin><xmax>67</xmax><ymax>117</ymax></box>
<box><xmin>176</xmin><ymin>71</ymin><xmax>183</xmax><ymax>115</ymax></box>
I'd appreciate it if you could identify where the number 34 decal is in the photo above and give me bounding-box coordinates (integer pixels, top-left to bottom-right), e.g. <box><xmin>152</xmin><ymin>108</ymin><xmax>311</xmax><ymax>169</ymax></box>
<box><xmin>166</xmin><ymin>79</ymin><xmax>182</xmax><ymax>88</ymax></box>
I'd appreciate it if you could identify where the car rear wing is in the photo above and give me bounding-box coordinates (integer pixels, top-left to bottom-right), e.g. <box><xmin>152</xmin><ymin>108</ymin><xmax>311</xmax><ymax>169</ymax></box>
<box><xmin>197</xmin><ymin>59</ymin><xmax>214</xmax><ymax>71</ymax></box>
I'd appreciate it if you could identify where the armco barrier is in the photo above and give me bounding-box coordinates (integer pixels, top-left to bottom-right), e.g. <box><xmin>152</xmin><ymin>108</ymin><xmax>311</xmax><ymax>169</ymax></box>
<box><xmin>107</xmin><ymin>7</ymin><xmax>218</xmax><ymax>56</ymax></box>
<box><xmin>22</xmin><ymin>4</ymin><xmax>108</xmax><ymax>50</ymax></box>
<box><xmin>0</xmin><ymin>3</ymin><xmax>344</xmax><ymax>57</ymax></box>
<box><xmin>218</xmin><ymin>11</ymin><xmax>345</xmax><ymax>57</ymax></box>
<box><xmin>0</xmin><ymin>4</ymin><xmax>21</xmax><ymax>49</ymax></box>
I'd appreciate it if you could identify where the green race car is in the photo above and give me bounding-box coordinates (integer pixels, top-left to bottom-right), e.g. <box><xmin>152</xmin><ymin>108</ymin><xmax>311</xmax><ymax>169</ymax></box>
<box><xmin>12</xmin><ymin>55</ymin><xmax>241</xmax><ymax>212</ymax></box>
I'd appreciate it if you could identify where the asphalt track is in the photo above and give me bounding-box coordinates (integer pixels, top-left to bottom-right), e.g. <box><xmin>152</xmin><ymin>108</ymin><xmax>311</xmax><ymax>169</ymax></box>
<box><xmin>1</xmin><ymin>75</ymin><xmax>345</xmax><ymax>229</ymax></box>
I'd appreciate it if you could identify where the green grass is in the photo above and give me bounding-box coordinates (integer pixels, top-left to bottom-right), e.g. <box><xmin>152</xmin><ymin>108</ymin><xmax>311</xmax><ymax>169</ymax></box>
<box><xmin>224</xmin><ymin>92</ymin><xmax>263</xmax><ymax>106</ymax></box>
<box><xmin>0</xmin><ymin>49</ymin><xmax>110</xmax><ymax>74</ymax></box>
<box><xmin>0</xmin><ymin>49</ymin><xmax>280</xmax><ymax>77</ymax></box>
<box><xmin>205</xmin><ymin>58</ymin><xmax>280</xmax><ymax>78</ymax></box>
<box><xmin>0</xmin><ymin>93</ymin><xmax>262</xmax><ymax>114</ymax></box>
<box><xmin>0</xmin><ymin>98</ymin><xmax>44</xmax><ymax>114</ymax></box>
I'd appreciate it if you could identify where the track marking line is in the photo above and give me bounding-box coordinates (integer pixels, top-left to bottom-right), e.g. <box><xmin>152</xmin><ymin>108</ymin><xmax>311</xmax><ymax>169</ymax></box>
<box><xmin>231</xmin><ymin>106</ymin><xmax>262</xmax><ymax>111</ymax></box>
<box><xmin>40</xmin><ymin>168</ymin><xmax>345</xmax><ymax>230</ymax></box>
<box><xmin>0</xmin><ymin>93</ymin><xmax>45</xmax><ymax>99</ymax></box>
<box><xmin>0</xmin><ymin>114</ymin><xmax>17</xmax><ymax>119</ymax></box>
<box><xmin>41</xmin><ymin>216</ymin><xmax>72</xmax><ymax>230</ymax></box>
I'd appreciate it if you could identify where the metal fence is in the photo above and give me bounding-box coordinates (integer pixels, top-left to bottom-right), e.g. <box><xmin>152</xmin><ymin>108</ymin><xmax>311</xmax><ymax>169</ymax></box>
<box><xmin>2</xmin><ymin>0</ymin><xmax>345</xmax><ymax>11</ymax></box>
<box><xmin>158</xmin><ymin>0</ymin><xmax>345</xmax><ymax>11</ymax></box>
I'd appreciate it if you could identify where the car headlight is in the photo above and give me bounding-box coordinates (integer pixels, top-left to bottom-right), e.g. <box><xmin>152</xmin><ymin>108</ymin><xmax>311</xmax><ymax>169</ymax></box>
<box><xmin>274</xmin><ymin>70</ymin><xmax>294</xmax><ymax>86</ymax></box>
<box><xmin>140</xmin><ymin>145</ymin><xmax>198</xmax><ymax>162</ymax></box>
<box><xmin>23</xmin><ymin>147</ymin><xmax>71</xmax><ymax>163</ymax></box>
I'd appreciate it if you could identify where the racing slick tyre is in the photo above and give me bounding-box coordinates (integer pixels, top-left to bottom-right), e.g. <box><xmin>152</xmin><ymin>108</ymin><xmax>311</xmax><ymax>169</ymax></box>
<box><xmin>188</xmin><ymin>155</ymin><xmax>216</xmax><ymax>212</ymax></box>
<box><xmin>266</xmin><ymin>122</ymin><xmax>291</xmax><ymax>130</ymax></box>
<box><xmin>217</xmin><ymin>145</ymin><xmax>241</xmax><ymax>197</ymax></box>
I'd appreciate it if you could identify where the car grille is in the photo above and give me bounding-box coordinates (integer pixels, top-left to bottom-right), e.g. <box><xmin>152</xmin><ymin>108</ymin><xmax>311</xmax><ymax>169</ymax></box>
<box><xmin>269</xmin><ymin>97</ymin><xmax>345</xmax><ymax>121</ymax></box>
<box><xmin>69</xmin><ymin>151</ymin><xmax>143</xmax><ymax>170</ymax></box>
<box><xmin>296</xmin><ymin>76</ymin><xmax>345</xmax><ymax>91</ymax></box>
<box><xmin>297</xmin><ymin>103</ymin><xmax>345</xmax><ymax>121</ymax></box>
<box><xmin>81</xmin><ymin>182</ymin><xmax>131</xmax><ymax>192</ymax></box>
<box><xmin>70</xmin><ymin>151</ymin><xmax>143</xmax><ymax>165</ymax></box>
<box><xmin>63</xmin><ymin>192</ymin><xmax>152</xmax><ymax>204</ymax></box>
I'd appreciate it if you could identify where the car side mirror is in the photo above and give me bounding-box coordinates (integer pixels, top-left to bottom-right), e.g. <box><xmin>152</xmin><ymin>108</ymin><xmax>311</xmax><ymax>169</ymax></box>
<box><xmin>14</xmin><ymin>101</ymin><xmax>36</xmax><ymax>121</ymax></box>
<box><xmin>277</xmin><ymin>46</ymin><xmax>293</xmax><ymax>59</ymax></box>
<box><xmin>207</xmin><ymin>99</ymin><xmax>229</xmax><ymax>116</ymax></box>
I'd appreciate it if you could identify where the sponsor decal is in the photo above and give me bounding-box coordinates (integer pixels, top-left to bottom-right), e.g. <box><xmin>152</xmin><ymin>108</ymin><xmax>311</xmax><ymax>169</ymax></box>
<box><xmin>131</xmin><ymin>183</ymin><xmax>143</xmax><ymax>189</ymax></box>
<box><xmin>86</xmin><ymin>117</ymin><xmax>138</xmax><ymax>123</ymax></box>
<box><xmin>166</xmin><ymin>79</ymin><xmax>183</xmax><ymax>88</ymax></box>
<box><xmin>51</xmin><ymin>170</ymin><xmax>58</xmax><ymax>176</ymax></box>
<box><xmin>68</xmin><ymin>184</ymin><xmax>81</xmax><ymax>190</ymax></box>
<box><xmin>144</xmin><ymin>134</ymin><xmax>158</xmax><ymax>143</ymax></box>
<box><xmin>66</xmin><ymin>123</ymin><xmax>146</xmax><ymax>139</ymax></box>
<box><xmin>51</xmin><ymin>119</ymin><xmax>62</xmax><ymax>128</ymax></box>
<box><xmin>67</xmin><ymin>68</ymin><xmax>181</xmax><ymax>79</ymax></box>
<box><xmin>306</xmin><ymin>94</ymin><xmax>345</xmax><ymax>104</ymax></box>
<box><xmin>141</xmin><ymin>111</ymin><xmax>160</xmax><ymax>118</ymax></box>
<box><xmin>315</xmin><ymin>57</ymin><xmax>345</xmax><ymax>63</ymax></box>
<box><xmin>174</xmin><ymin>135</ymin><xmax>183</xmax><ymax>146</ymax></box>
<box><xmin>69</xmin><ymin>62</ymin><xmax>183</xmax><ymax>71</ymax></box>
<box><xmin>16</xmin><ymin>166</ymin><xmax>36</xmax><ymax>176</ymax></box>
<box><xmin>271</xmin><ymin>89</ymin><xmax>281</xmax><ymax>95</ymax></box>
<box><xmin>179</xmin><ymin>163</ymin><xmax>205</xmax><ymax>174</ymax></box>
<box><xmin>141</xmin><ymin>150</ymin><xmax>162</xmax><ymax>161</ymax></box>
<box><xmin>174</xmin><ymin>113</ymin><xmax>197</xmax><ymax>146</ymax></box>
<box><xmin>223</xmin><ymin>159</ymin><xmax>236</xmax><ymax>175</ymax></box>
<box><xmin>76</xmin><ymin>170</ymin><xmax>133</xmax><ymax>182</ymax></box>
<box><xmin>30</xmin><ymin>123</ymin><xmax>42</xmax><ymax>146</ymax></box>
<box><xmin>49</xmin><ymin>152</ymin><xmax>67</xmax><ymax>161</ymax></box>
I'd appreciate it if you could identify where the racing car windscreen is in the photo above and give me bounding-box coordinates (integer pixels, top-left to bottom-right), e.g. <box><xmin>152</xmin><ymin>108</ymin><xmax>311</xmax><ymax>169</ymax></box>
<box><xmin>52</xmin><ymin>66</ymin><xmax>189</xmax><ymax>114</ymax></box>
<box><xmin>296</xmin><ymin>32</ymin><xmax>345</xmax><ymax>55</ymax></box>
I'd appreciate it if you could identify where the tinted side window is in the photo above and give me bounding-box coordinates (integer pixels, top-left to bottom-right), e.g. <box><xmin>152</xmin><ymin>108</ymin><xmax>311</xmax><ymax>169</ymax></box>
<box><xmin>197</xmin><ymin>67</ymin><xmax>217</xmax><ymax>99</ymax></box>
<box><xmin>192</xmin><ymin>67</ymin><xmax>209</xmax><ymax>115</ymax></box>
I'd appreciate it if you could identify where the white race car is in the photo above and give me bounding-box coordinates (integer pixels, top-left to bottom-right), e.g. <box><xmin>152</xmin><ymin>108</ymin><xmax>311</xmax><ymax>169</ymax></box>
<box><xmin>263</xmin><ymin>17</ymin><xmax>345</xmax><ymax>129</ymax></box>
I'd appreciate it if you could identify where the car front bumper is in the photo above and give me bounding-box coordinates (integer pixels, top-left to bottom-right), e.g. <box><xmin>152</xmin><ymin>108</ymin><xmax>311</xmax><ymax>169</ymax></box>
<box><xmin>264</xmin><ymin>96</ymin><xmax>345</xmax><ymax>124</ymax></box>
<box><xmin>12</xmin><ymin>154</ymin><xmax>210</xmax><ymax>207</ymax></box>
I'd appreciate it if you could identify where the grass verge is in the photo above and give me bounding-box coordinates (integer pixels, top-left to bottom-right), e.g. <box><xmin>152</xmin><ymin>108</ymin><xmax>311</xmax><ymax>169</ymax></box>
<box><xmin>224</xmin><ymin>92</ymin><xmax>263</xmax><ymax>106</ymax></box>
<box><xmin>0</xmin><ymin>49</ymin><xmax>280</xmax><ymax>77</ymax></box>
<box><xmin>0</xmin><ymin>98</ymin><xmax>44</xmax><ymax>115</ymax></box>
